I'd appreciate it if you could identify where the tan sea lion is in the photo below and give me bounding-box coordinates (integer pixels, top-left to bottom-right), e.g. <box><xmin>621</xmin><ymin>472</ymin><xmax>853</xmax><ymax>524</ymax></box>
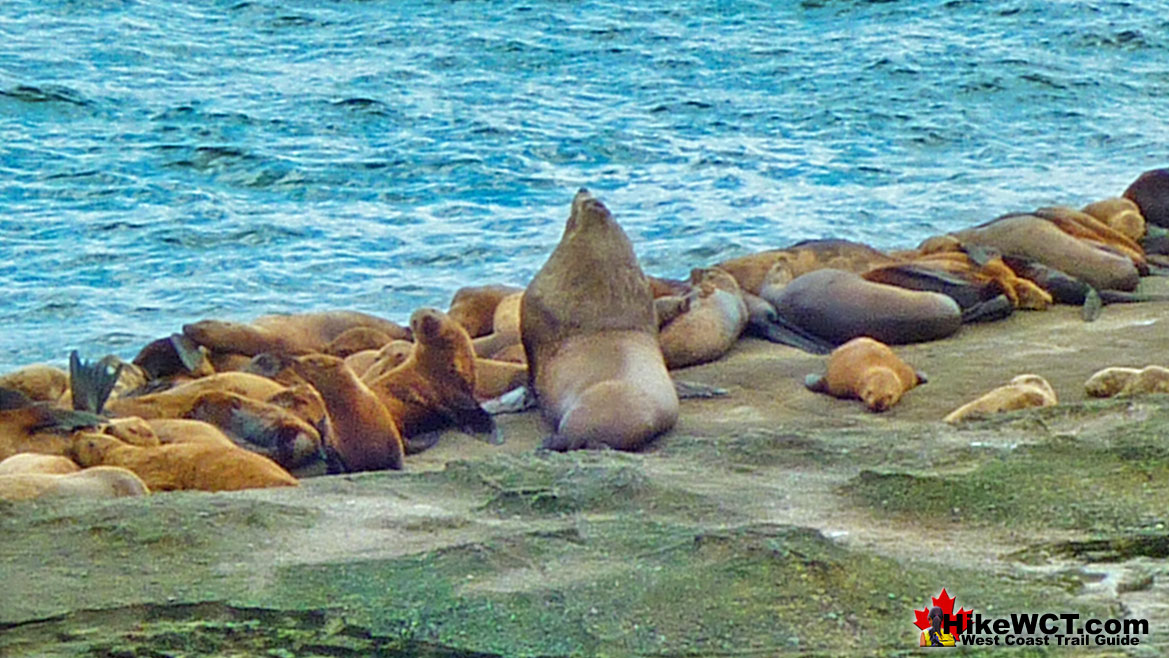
<box><xmin>69</xmin><ymin>432</ymin><xmax>298</xmax><ymax>492</ymax></box>
<box><xmin>447</xmin><ymin>284</ymin><xmax>525</xmax><ymax>338</ymax></box>
<box><xmin>0</xmin><ymin>452</ymin><xmax>80</xmax><ymax>476</ymax></box>
<box><xmin>473</xmin><ymin>358</ymin><xmax>528</xmax><ymax>400</ymax></box>
<box><xmin>951</xmin><ymin>213</ymin><xmax>1140</xmax><ymax>292</ymax></box>
<box><xmin>1123</xmin><ymin>168</ymin><xmax>1169</xmax><ymax>229</ymax></box>
<box><xmin>0</xmin><ymin>365</ymin><xmax>69</xmax><ymax>403</ymax></box>
<box><xmin>358</xmin><ymin>340</ymin><xmax>415</xmax><ymax>384</ymax></box>
<box><xmin>804</xmin><ymin>337</ymin><xmax>924</xmax><ymax>412</ymax></box>
<box><xmin>659</xmin><ymin>267</ymin><xmax>749</xmax><ymax>370</ymax></box>
<box><xmin>768</xmin><ymin>268</ymin><xmax>962</xmax><ymax>346</ymax></box>
<box><xmin>1082</xmin><ymin>198</ymin><xmax>1147</xmax><ymax>243</ymax></box>
<box><xmin>366</xmin><ymin>308</ymin><xmax>498</xmax><ymax>443</ymax></box>
<box><xmin>1084</xmin><ymin>366</ymin><xmax>1143</xmax><ymax>398</ymax></box>
<box><xmin>104</xmin><ymin>372</ymin><xmax>291</xmax><ymax>418</ymax></box>
<box><xmin>291</xmin><ymin>354</ymin><xmax>405</xmax><ymax>472</ymax></box>
<box><xmin>183</xmin><ymin>310</ymin><xmax>411</xmax><ymax>357</ymax></box>
<box><xmin>943</xmin><ymin>374</ymin><xmax>1057</xmax><ymax>424</ymax></box>
<box><xmin>521</xmin><ymin>189</ymin><xmax>678</xmax><ymax>451</ymax></box>
<box><xmin>0</xmin><ymin>466</ymin><xmax>149</xmax><ymax>502</ymax></box>
<box><xmin>323</xmin><ymin>326</ymin><xmax>396</xmax><ymax>357</ymax></box>
<box><xmin>146</xmin><ymin>419</ymin><xmax>238</xmax><ymax>449</ymax></box>
<box><xmin>470</xmin><ymin>292</ymin><xmax>523</xmax><ymax>359</ymax></box>
<box><xmin>1033</xmin><ymin>206</ymin><xmax>1147</xmax><ymax>272</ymax></box>
<box><xmin>1117</xmin><ymin>365</ymin><xmax>1169</xmax><ymax>396</ymax></box>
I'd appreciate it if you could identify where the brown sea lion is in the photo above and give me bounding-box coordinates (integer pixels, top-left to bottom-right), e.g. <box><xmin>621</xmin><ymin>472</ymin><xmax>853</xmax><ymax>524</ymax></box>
<box><xmin>1082</xmin><ymin>197</ymin><xmax>1146</xmax><ymax>243</ymax></box>
<box><xmin>659</xmin><ymin>267</ymin><xmax>749</xmax><ymax>370</ymax></box>
<box><xmin>366</xmin><ymin>307</ymin><xmax>498</xmax><ymax>443</ymax></box>
<box><xmin>943</xmin><ymin>374</ymin><xmax>1057</xmax><ymax>424</ymax></box>
<box><xmin>1033</xmin><ymin>206</ymin><xmax>1147</xmax><ymax>272</ymax></box>
<box><xmin>716</xmin><ymin>238</ymin><xmax>899</xmax><ymax>298</ymax></box>
<box><xmin>951</xmin><ymin>213</ymin><xmax>1140</xmax><ymax>292</ymax></box>
<box><xmin>146</xmin><ymin>419</ymin><xmax>238</xmax><ymax>449</ymax></box>
<box><xmin>358</xmin><ymin>340</ymin><xmax>415</xmax><ymax>384</ymax></box>
<box><xmin>521</xmin><ymin>189</ymin><xmax>678</xmax><ymax>451</ymax></box>
<box><xmin>291</xmin><ymin>354</ymin><xmax>405</xmax><ymax>472</ymax></box>
<box><xmin>104</xmin><ymin>372</ymin><xmax>290</xmax><ymax>418</ymax></box>
<box><xmin>1123</xmin><ymin>168</ymin><xmax>1169</xmax><ymax>229</ymax></box>
<box><xmin>68</xmin><ymin>432</ymin><xmax>298</xmax><ymax>492</ymax></box>
<box><xmin>0</xmin><ymin>466</ymin><xmax>149</xmax><ymax>502</ymax></box>
<box><xmin>0</xmin><ymin>452</ymin><xmax>80</xmax><ymax>476</ymax></box>
<box><xmin>447</xmin><ymin>284</ymin><xmax>525</xmax><ymax>338</ymax></box>
<box><xmin>470</xmin><ymin>292</ymin><xmax>523</xmax><ymax>359</ymax></box>
<box><xmin>323</xmin><ymin>326</ymin><xmax>396</xmax><ymax>358</ymax></box>
<box><xmin>183</xmin><ymin>310</ymin><xmax>411</xmax><ymax>357</ymax></box>
<box><xmin>768</xmin><ymin>268</ymin><xmax>962</xmax><ymax>346</ymax></box>
<box><xmin>804</xmin><ymin>337</ymin><xmax>924</xmax><ymax>412</ymax></box>
<box><xmin>132</xmin><ymin>333</ymin><xmax>214</xmax><ymax>382</ymax></box>
<box><xmin>0</xmin><ymin>364</ymin><xmax>69</xmax><ymax>403</ymax></box>
<box><xmin>474</xmin><ymin>358</ymin><xmax>528</xmax><ymax>401</ymax></box>
<box><xmin>0</xmin><ymin>390</ymin><xmax>105</xmax><ymax>461</ymax></box>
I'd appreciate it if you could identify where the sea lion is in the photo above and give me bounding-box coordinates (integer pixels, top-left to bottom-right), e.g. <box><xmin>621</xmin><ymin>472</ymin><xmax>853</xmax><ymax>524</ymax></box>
<box><xmin>1123</xmin><ymin>168</ymin><xmax>1169</xmax><ymax>229</ymax></box>
<box><xmin>521</xmin><ymin>188</ymin><xmax>678</xmax><ymax>451</ymax></box>
<box><xmin>470</xmin><ymin>292</ymin><xmax>523</xmax><ymax>359</ymax></box>
<box><xmin>1033</xmin><ymin>206</ymin><xmax>1147</xmax><ymax>272</ymax></box>
<box><xmin>358</xmin><ymin>340</ymin><xmax>415</xmax><ymax>384</ymax></box>
<box><xmin>366</xmin><ymin>307</ymin><xmax>499</xmax><ymax>443</ymax></box>
<box><xmin>768</xmin><ymin>268</ymin><xmax>962</xmax><ymax>346</ymax></box>
<box><xmin>0</xmin><ymin>466</ymin><xmax>149</xmax><ymax>502</ymax></box>
<box><xmin>1084</xmin><ymin>366</ymin><xmax>1142</xmax><ymax>398</ymax></box>
<box><xmin>659</xmin><ymin>267</ymin><xmax>749</xmax><ymax>369</ymax></box>
<box><xmin>323</xmin><ymin>326</ymin><xmax>396</xmax><ymax>358</ymax></box>
<box><xmin>804</xmin><ymin>337</ymin><xmax>924</xmax><ymax>412</ymax></box>
<box><xmin>68</xmin><ymin>432</ymin><xmax>298</xmax><ymax>492</ymax></box>
<box><xmin>290</xmin><ymin>354</ymin><xmax>405</xmax><ymax>472</ymax></box>
<box><xmin>146</xmin><ymin>419</ymin><xmax>238</xmax><ymax>449</ymax></box>
<box><xmin>1082</xmin><ymin>198</ymin><xmax>1147</xmax><ymax>243</ymax></box>
<box><xmin>447</xmin><ymin>284</ymin><xmax>525</xmax><ymax>338</ymax></box>
<box><xmin>951</xmin><ymin>213</ymin><xmax>1140</xmax><ymax>292</ymax></box>
<box><xmin>0</xmin><ymin>389</ymin><xmax>105</xmax><ymax>461</ymax></box>
<box><xmin>132</xmin><ymin>333</ymin><xmax>214</xmax><ymax>382</ymax></box>
<box><xmin>474</xmin><ymin>358</ymin><xmax>529</xmax><ymax>400</ymax></box>
<box><xmin>1114</xmin><ymin>365</ymin><xmax>1169</xmax><ymax>397</ymax></box>
<box><xmin>104</xmin><ymin>372</ymin><xmax>292</xmax><ymax>418</ymax></box>
<box><xmin>716</xmin><ymin>239</ymin><xmax>899</xmax><ymax>298</ymax></box>
<box><xmin>0</xmin><ymin>452</ymin><xmax>80</xmax><ymax>476</ymax></box>
<box><xmin>0</xmin><ymin>364</ymin><xmax>69</xmax><ymax>403</ymax></box>
<box><xmin>183</xmin><ymin>310</ymin><xmax>411</xmax><ymax>357</ymax></box>
<box><xmin>943</xmin><ymin>374</ymin><xmax>1057</xmax><ymax>424</ymax></box>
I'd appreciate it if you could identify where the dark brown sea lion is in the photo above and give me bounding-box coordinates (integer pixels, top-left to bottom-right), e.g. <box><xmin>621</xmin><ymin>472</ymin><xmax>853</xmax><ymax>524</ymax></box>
<box><xmin>291</xmin><ymin>354</ymin><xmax>405</xmax><ymax>472</ymax></box>
<box><xmin>521</xmin><ymin>189</ymin><xmax>678</xmax><ymax>451</ymax></box>
<box><xmin>183</xmin><ymin>310</ymin><xmax>411</xmax><ymax>357</ymax></box>
<box><xmin>768</xmin><ymin>268</ymin><xmax>962</xmax><ymax>346</ymax></box>
<box><xmin>1123</xmin><ymin>168</ymin><xmax>1169</xmax><ymax>229</ymax></box>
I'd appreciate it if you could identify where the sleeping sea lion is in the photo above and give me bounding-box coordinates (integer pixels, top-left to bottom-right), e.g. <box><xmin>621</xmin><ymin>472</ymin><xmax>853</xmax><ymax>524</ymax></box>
<box><xmin>767</xmin><ymin>269</ymin><xmax>962</xmax><ymax>346</ymax></box>
<box><xmin>804</xmin><ymin>337</ymin><xmax>925</xmax><ymax>412</ymax></box>
<box><xmin>0</xmin><ymin>452</ymin><xmax>80</xmax><ymax>476</ymax></box>
<box><xmin>447</xmin><ymin>284</ymin><xmax>525</xmax><ymax>338</ymax></box>
<box><xmin>68</xmin><ymin>432</ymin><xmax>298</xmax><ymax>492</ymax></box>
<box><xmin>1082</xmin><ymin>197</ymin><xmax>1146</xmax><ymax>243</ymax></box>
<box><xmin>659</xmin><ymin>267</ymin><xmax>749</xmax><ymax>369</ymax></box>
<box><xmin>1123</xmin><ymin>168</ymin><xmax>1169</xmax><ymax>229</ymax></box>
<box><xmin>0</xmin><ymin>466</ymin><xmax>149</xmax><ymax>502</ymax></box>
<box><xmin>0</xmin><ymin>364</ymin><xmax>69</xmax><ymax>403</ymax></box>
<box><xmin>521</xmin><ymin>188</ymin><xmax>678</xmax><ymax>451</ymax></box>
<box><xmin>183</xmin><ymin>310</ymin><xmax>411</xmax><ymax>357</ymax></box>
<box><xmin>943</xmin><ymin>374</ymin><xmax>1057</xmax><ymax>424</ymax></box>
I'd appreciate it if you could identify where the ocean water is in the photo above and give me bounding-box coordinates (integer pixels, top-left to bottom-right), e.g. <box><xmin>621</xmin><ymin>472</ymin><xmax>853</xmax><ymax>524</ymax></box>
<box><xmin>1</xmin><ymin>0</ymin><xmax>1167</xmax><ymax>373</ymax></box>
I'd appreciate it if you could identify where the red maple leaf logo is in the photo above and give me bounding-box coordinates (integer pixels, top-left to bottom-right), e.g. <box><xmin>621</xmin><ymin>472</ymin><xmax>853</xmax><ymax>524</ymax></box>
<box><xmin>913</xmin><ymin>588</ymin><xmax>972</xmax><ymax>637</ymax></box>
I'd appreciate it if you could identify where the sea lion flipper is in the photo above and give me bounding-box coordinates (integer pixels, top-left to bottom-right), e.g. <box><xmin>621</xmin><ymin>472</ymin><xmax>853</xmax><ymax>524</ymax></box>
<box><xmin>753</xmin><ymin>314</ymin><xmax>835</xmax><ymax>355</ymax></box>
<box><xmin>960</xmin><ymin>294</ymin><xmax>1014</xmax><ymax>324</ymax></box>
<box><xmin>442</xmin><ymin>393</ymin><xmax>502</xmax><ymax>444</ymax></box>
<box><xmin>481</xmin><ymin>386</ymin><xmax>537</xmax><ymax>415</ymax></box>
<box><xmin>962</xmin><ymin>244</ymin><xmax>999</xmax><ymax>268</ymax></box>
<box><xmin>804</xmin><ymin>373</ymin><xmax>827</xmax><ymax>393</ymax></box>
<box><xmin>0</xmin><ymin>386</ymin><xmax>33</xmax><ymax>410</ymax></box>
<box><xmin>169</xmin><ymin>333</ymin><xmax>206</xmax><ymax>373</ymax></box>
<box><xmin>1081</xmin><ymin>287</ymin><xmax>1103</xmax><ymax>322</ymax></box>
<box><xmin>672</xmin><ymin>380</ymin><xmax>729</xmax><ymax>400</ymax></box>
<box><xmin>69</xmin><ymin>350</ymin><xmax>122</xmax><ymax>414</ymax></box>
<box><xmin>403</xmin><ymin>432</ymin><xmax>443</xmax><ymax>455</ymax></box>
<box><xmin>915</xmin><ymin>370</ymin><xmax>929</xmax><ymax>385</ymax></box>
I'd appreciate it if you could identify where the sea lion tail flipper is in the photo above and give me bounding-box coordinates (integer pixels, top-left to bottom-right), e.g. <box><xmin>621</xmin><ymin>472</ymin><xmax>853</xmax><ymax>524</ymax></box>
<box><xmin>960</xmin><ymin>294</ymin><xmax>1014</xmax><ymax>324</ymax></box>
<box><xmin>403</xmin><ymin>432</ymin><xmax>443</xmax><ymax>455</ymax></box>
<box><xmin>804</xmin><ymin>373</ymin><xmax>827</xmax><ymax>393</ymax></box>
<box><xmin>1081</xmin><ymin>288</ymin><xmax>1103</xmax><ymax>322</ymax></box>
<box><xmin>481</xmin><ymin>386</ymin><xmax>537</xmax><ymax>415</ymax></box>
<box><xmin>69</xmin><ymin>350</ymin><xmax>123</xmax><ymax>414</ymax></box>
<box><xmin>672</xmin><ymin>380</ymin><xmax>728</xmax><ymax>400</ymax></box>
<box><xmin>169</xmin><ymin>333</ymin><xmax>207</xmax><ymax>373</ymax></box>
<box><xmin>1097</xmin><ymin>290</ymin><xmax>1169</xmax><ymax>304</ymax></box>
<box><xmin>444</xmin><ymin>394</ymin><xmax>504</xmax><ymax>445</ymax></box>
<box><xmin>752</xmin><ymin>313</ymin><xmax>835</xmax><ymax>355</ymax></box>
<box><xmin>915</xmin><ymin>370</ymin><xmax>929</xmax><ymax>385</ymax></box>
<box><xmin>962</xmin><ymin>244</ymin><xmax>999</xmax><ymax>267</ymax></box>
<box><xmin>0</xmin><ymin>387</ymin><xmax>33</xmax><ymax>410</ymax></box>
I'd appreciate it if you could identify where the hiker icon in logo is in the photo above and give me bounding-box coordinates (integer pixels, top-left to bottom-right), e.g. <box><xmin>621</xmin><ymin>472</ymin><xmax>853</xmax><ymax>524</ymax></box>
<box><xmin>920</xmin><ymin>606</ymin><xmax>956</xmax><ymax>647</ymax></box>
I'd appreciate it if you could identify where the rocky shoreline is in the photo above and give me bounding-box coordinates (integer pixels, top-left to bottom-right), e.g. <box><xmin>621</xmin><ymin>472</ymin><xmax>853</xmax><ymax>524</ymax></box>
<box><xmin>2</xmin><ymin>276</ymin><xmax>1168</xmax><ymax>656</ymax></box>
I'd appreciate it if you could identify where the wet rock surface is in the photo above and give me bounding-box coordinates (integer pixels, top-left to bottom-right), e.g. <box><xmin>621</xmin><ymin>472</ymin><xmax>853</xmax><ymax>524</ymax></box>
<box><xmin>5</xmin><ymin>280</ymin><xmax>1169</xmax><ymax>656</ymax></box>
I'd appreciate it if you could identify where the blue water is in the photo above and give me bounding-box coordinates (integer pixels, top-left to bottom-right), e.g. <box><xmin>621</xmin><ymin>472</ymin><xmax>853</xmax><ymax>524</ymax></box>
<box><xmin>2</xmin><ymin>0</ymin><xmax>1167</xmax><ymax>373</ymax></box>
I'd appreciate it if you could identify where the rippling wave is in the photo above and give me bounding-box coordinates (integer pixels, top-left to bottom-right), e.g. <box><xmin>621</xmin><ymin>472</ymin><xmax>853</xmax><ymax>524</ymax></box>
<box><xmin>1</xmin><ymin>0</ymin><xmax>1167</xmax><ymax>371</ymax></box>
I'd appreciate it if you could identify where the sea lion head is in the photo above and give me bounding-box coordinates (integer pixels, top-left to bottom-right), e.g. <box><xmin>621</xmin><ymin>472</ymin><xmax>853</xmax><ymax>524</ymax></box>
<box><xmin>67</xmin><ymin>432</ymin><xmax>122</xmax><ymax>467</ymax></box>
<box><xmin>859</xmin><ymin>367</ymin><xmax>903</xmax><ymax>413</ymax></box>
<box><xmin>566</xmin><ymin>188</ymin><xmax>612</xmax><ymax>235</ymax></box>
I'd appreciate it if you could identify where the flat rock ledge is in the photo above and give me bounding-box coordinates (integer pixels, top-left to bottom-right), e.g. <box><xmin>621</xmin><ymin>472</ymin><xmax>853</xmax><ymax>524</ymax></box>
<box><xmin>5</xmin><ymin>282</ymin><xmax>1169</xmax><ymax>657</ymax></box>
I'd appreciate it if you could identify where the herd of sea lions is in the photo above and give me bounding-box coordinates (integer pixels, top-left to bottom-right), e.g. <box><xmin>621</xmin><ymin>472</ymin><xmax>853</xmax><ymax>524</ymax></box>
<box><xmin>2</xmin><ymin>167</ymin><xmax>1169</xmax><ymax>502</ymax></box>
